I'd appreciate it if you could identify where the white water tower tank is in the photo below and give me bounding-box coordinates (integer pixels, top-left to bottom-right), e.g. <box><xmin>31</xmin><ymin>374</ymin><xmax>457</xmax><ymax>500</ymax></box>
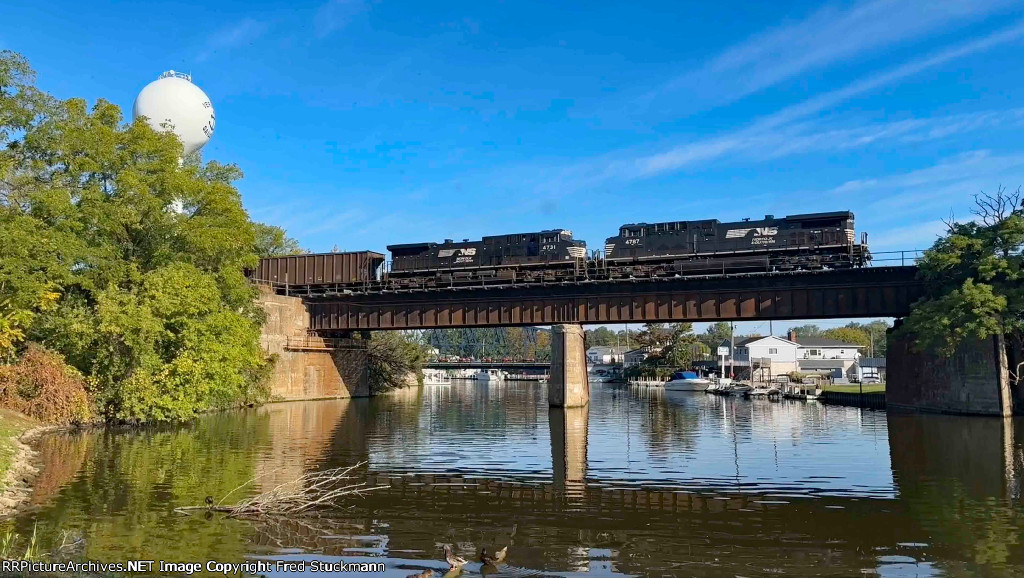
<box><xmin>132</xmin><ymin>71</ymin><xmax>215</xmax><ymax>156</ymax></box>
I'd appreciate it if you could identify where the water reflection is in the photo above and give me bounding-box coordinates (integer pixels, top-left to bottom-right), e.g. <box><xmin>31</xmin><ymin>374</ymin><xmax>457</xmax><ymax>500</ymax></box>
<box><xmin>10</xmin><ymin>382</ymin><xmax>1024</xmax><ymax>576</ymax></box>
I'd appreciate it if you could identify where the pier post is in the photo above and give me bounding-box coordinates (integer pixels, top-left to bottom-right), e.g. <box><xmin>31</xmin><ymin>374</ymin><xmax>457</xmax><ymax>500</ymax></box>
<box><xmin>549</xmin><ymin>324</ymin><xmax>590</xmax><ymax>407</ymax></box>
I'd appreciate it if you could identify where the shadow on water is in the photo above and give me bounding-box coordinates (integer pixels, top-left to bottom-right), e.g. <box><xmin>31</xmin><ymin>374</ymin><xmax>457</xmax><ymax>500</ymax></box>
<box><xmin>8</xmin><ymin>382</ymin><xmax>1024</xmax><ymax>576</ymax></box>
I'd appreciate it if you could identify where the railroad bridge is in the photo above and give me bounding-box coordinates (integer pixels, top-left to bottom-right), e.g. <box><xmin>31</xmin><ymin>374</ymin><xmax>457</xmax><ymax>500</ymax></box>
<box><xmin>301</xmin><ymin>266</ymin><xmax>922</xmax><ymax>331</ymax></box>
<box><xmin>260</xmin><ymin>266</ymin><xmax>926</xmax><ymax>409</ymax></box>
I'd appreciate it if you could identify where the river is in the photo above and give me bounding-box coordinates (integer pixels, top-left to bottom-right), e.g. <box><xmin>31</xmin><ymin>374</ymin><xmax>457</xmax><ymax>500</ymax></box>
<box><xmin>7</xmin><ymin>381</ymin><xmax>1024</xmax><ymax>577</ymax></box>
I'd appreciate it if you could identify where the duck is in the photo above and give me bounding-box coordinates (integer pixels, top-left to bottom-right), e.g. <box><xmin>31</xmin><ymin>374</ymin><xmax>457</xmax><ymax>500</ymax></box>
<box><xmin>405</xmin><ymin>571</ymin><xmax>433</xmax><ymax>578</ymax></box>
<box><xmin>479</xmin><ymin>546</ymin><xmax>507</xmax><ymax>565</ymax></box>
<box><xmin>443</xmin><ymin>544</ymin><xmax>468</xmax><ymax>569</ymax></box>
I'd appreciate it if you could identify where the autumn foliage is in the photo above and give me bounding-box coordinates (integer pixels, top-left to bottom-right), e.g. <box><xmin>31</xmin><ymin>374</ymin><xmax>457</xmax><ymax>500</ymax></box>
<box><xmin>0</xmin><ymin>346</ymin><xmax>90</xmax><ymax>425</ymax></box>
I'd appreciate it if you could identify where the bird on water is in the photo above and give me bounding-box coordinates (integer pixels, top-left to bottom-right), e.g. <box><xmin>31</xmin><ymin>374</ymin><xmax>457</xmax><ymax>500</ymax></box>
<box><xmin>405</xmin><ymin>570</ymin><xmax>434</xmax><ymax>578</ymax></box>
<box><xmin>479</xmin><ymin>546</ymin><xmax>507</xmax><ymax>566</ymax></box>
<box><xmin>443</xmin><ymin>545</ymin><xmax>468</xmax><ymax>569</ymax></box>
<box><xmin>205</xmin><ymin>495</ymin><xmax>214</xmax><ymax>508</ymax></box>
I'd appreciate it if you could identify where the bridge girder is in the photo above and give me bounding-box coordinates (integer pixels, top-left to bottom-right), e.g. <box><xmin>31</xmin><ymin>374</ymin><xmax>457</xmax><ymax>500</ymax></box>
<box><xmin>303</xmin><ymin>267</ymin><xmax>922</xmax><ymax>332</ymax></box>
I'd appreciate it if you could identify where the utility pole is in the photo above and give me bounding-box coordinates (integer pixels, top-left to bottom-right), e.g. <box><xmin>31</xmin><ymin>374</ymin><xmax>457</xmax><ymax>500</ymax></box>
<box><xmin>729</xmin><ymin>321</ymin><xmax>735</xmax><ymax>379</ymax></box>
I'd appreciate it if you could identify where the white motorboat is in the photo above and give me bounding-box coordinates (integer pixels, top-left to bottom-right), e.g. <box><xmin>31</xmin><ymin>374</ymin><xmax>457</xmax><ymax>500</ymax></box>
<box><xmin>475</xmin><ymin>369</ymin><xmax>506</xmax><ymax>382</ymax></box>
<box><xmin>663</xmin><ymin>371</ymin><xmax>712</xmax><ymax>392</ymax></box>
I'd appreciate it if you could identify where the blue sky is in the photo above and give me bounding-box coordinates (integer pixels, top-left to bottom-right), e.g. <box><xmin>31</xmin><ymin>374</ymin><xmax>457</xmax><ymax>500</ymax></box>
<box><xmin>5</xmin><ymin>0</ymin><xmax>1024</xmax><ymax>334</ymax></box>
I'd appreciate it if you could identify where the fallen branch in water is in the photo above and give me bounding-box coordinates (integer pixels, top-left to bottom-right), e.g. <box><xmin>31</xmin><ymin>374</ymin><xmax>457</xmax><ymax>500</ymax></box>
<box><xmin>175</xmin><ymin>463</ymin><xmax>387</xmax><ymax>517</ymax></box>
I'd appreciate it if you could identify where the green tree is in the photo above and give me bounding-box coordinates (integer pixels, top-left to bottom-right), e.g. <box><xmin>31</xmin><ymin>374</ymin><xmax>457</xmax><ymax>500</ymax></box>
<box><xmin>365</xmin><ymin>332</ymin><xmax>427</xmax><ymax>394</ymax></box>
<box><xmin>820</xmin><ymin>327</ymin><xmax>870</xmax><ymax>347</ymax></box>
<box><xmin>253</xmin><ymin>222</ymin><xmax>304</xmax><ymax>256</ymax></box>
<box><xmin>902</xmin><ymin>188</ymin><xmax>1024</xmax><ymax>376</ymax></box>
<box><xmin>699</xmin><ymin>321</ymin><xmax>732</xmax><ymax>350</ymax></box>
<box><xmin>585</xmin><ymin>326</ymin><xmax>618</xmax><ymax>347</ymax></box>
<box><xmin>1</xmin><ymin>50</ymin><xmax>283</xmax><ymax>422</ymax></box>
<box><xmin>662</xmin><ymin>323</ymin><xmax>707</xmax><ymax>368</ymax></box>
<box><xmin>789</xmin><ymin>324</ymin><xmax>823</xmax><ymax>338</ymax></box>
<box><xmin>635</xmin><ymin>323</ymin><xmax>672</xmax><ymax>349</ymax></box>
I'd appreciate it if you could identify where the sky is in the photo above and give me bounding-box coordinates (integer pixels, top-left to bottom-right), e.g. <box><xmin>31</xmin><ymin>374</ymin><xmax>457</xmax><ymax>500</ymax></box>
<box><xmin>5</xmin><ymin>0</ymin><xmax>1024</xmax><ymax>335</ymax></box>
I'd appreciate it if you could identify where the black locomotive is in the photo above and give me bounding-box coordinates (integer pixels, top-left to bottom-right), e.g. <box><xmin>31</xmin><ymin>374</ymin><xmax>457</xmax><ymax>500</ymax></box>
<box><xmin>603</xmin><ymin>211</ymin><xmax>868</xmax><ymax>275</ymax></box>
<box><xmin>387</xmin><ymin>229</ymin><xmax>587</xmax><ymax>285</ymax></box>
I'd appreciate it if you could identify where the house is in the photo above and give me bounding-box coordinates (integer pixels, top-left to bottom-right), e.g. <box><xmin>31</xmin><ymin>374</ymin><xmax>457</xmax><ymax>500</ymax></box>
<box><xmin>789</xmin><ymin>331</ymin><xmax>863</xmax><ymax>383</ymax></box>
<box><xmin>720</xmin><ymin>335</ymin><xmax>799</xmax><ymax>380</ymax></box>
<box><xmin>586</xmin><ymin>345</ymin><xmax>628</xmax><ymax>365</ymax></box>
<box><xmin>856</xmin><ymin>357</ymin><xmax>886</xmax><ymax>382</ymax></box>
<box><xmin>624</xmin><ymin>346</ymin><xmax>653</xmax><ymax>367</ymax></box>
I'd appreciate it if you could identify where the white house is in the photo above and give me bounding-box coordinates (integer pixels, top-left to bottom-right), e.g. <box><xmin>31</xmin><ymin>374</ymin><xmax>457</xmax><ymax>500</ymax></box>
<box><xmin>624</xmin><ymin>346</ymin><xmax>653</xmax><ymax>368</ymax></box>
<box><xmin>724</xmin><ymin>335</ymin><xmax>799</xmax><ymax>380</ymax></box>
<box><xmin>790</xmin><ymin>332</ymin><xmax>863</xmax><ymax>382</ymax></box>
<box><xmin>586</xmin><ymin>345</ymin><xmax>628</xmax><ymax>365</ymax></box>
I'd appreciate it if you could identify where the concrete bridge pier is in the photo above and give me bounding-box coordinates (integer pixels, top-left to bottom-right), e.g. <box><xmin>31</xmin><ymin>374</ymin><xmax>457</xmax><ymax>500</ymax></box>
<box><xmin>548</xmin><ymin>324</ymin><xmax>590</xmax><ymax>408</ymax></box>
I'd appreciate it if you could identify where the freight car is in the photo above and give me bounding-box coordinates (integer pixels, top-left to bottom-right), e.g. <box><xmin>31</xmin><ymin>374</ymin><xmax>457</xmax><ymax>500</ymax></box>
<box><xmin>251</xmin><ymin>251</ymin><xmax>385</xmax><ymax>291</ymax></box>
<box><xmin>387</xmin><ymin>229</ymin><xmax>587</xmax><ymax>286</ymax></box>
<box><xmin>603</xmin><ymin>211</ymin><xmax>868</xmax><ymax>276</ymax></box>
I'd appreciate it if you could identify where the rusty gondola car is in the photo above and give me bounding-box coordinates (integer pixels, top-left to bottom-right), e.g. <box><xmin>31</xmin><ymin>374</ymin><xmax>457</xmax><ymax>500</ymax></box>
<box><xmin>250</xmin><ymin>251</ymin><xmax>385</xmax><ymax>291</ymax></box>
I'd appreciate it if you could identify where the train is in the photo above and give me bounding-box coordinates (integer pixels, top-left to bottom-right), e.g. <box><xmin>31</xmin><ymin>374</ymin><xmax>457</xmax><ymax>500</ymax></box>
<box><xmin>249</xmin><ymin>211</ymin><xmax>869</xmax><ymax>292</ymax></box>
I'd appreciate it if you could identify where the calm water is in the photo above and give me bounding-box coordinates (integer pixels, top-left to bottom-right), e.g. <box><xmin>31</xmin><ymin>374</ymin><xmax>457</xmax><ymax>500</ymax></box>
<box><xmin>9</xmin><ymin>381</ymin><xmax>1024</xmax><ymax>577</ymax></box>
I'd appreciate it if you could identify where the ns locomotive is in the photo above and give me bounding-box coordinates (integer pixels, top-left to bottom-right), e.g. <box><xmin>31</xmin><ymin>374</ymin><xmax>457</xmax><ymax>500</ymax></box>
<box><xmin>603</xmin><ymin>211</ymin><xmax>868</xmax><ymax>276</ymax></box>
<box><xmin>387</xmin><ymin>229</ymin><xmax>587</xmax><ymax>286</ymax></box>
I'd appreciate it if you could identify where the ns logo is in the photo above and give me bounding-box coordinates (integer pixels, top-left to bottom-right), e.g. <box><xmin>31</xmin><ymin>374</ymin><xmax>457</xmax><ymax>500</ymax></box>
<box><xmin>725</xmin><ymin>227</ymin><xmax>778</xmax><ymax>239</ymax></box>
<box><xmin>437</xmin><ymin>248</ymin><xmax>477</xmax><ymax>258</ymax></box>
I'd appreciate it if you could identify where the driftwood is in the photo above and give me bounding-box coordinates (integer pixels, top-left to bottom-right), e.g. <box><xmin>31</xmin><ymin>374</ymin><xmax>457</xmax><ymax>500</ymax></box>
<box><xmin>175</xmin><ymin>462</ymin><xmax>387</xmax><ymax>518</ymax></box>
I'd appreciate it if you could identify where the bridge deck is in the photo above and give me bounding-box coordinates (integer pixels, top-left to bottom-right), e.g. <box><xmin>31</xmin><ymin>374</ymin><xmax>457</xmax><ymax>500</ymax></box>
<box><xmin>300</xmin><ymin>266</ymin><xmax>922</xmax><ymax>331</ymax></box>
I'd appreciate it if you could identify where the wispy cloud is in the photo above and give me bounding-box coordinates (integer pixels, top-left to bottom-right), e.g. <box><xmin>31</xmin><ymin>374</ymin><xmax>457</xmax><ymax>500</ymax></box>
<box><xmin>314</xmin><ymin>0</ymin><xmax>368</xmax><ymax>38</ymax></box>
<box><xmin>197</xmin><ymin>18</ymin><xmax>269</xmax><ymax>62</ymax></box>
<box><xmin>525</xmin><ymin>21</ymin><xmax>1024</xmax><ymax>194</ymax></box>
<box><xmin>645</xmin><ymin>0</ymin><xmax>1018</xmax><ymax>110</ymax></box>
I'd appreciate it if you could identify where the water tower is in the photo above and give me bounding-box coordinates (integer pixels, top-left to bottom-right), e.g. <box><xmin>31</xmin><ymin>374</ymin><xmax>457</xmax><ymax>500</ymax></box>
<box><xmin>132</xmin><ymin>71</ymin><xmax>215</xmax><ymax>156</ymax></box>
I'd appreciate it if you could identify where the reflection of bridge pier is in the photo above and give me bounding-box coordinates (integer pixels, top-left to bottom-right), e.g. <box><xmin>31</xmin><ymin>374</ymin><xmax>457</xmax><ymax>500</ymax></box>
<box><xmin>549</xmin><ymin>406</ymin><xmax>589</xmax><ymax>496</ymax></box>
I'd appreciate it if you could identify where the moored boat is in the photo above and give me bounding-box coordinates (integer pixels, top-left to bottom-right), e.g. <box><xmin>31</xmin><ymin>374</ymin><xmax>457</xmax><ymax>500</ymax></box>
<box><xmin>475</xmin><ymin>369</ymin><xmax>506</xmax><ymax>382</ymax></box>
<box><xmin>663</xmin><ymin>371</ymin><xmax>712</xmax><ymax>392</ymax></box>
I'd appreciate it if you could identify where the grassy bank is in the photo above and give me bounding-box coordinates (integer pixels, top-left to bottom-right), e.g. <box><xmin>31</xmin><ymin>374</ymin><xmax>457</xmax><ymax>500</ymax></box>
<box><xmin>823</xmin><ymin>383</ymin><xmax>886</xmax><ymax>394</ymax></box>
<box><xmin>0</xmin><ymin>410</ymin><xmax>37</xmax><ymax>494</ymax></box>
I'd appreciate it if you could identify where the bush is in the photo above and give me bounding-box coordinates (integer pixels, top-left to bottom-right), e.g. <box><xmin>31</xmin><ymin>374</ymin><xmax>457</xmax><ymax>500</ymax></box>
<box><xmin>0</xmin><ymin>345</ymin><xmax>91</xmax><ymax>425</ymax></box>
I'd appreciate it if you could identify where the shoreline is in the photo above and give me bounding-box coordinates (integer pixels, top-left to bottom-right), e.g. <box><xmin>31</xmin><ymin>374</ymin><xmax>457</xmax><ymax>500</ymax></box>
<box><xmin>0</xmin><ymin>424</ymin><xmax>60</xmax><ymax>518</ymax></box>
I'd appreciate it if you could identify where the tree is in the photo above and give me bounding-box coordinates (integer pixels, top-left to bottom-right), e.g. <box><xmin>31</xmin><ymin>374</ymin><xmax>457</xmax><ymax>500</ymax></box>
<box><xmin>365</xmin><ymin>332</ymin><xmax>426</xmax><ymax>394</ymax></box>
<box><xmin>789</xmin><ymin>324</ymin><xmax>823</xmax><ymax>338</ymax></box>
<box><xmin>699</xmin><ymin>322</ymin><xmax>732</xmax><ymax>350</ymax></box>
<box><xmin>253</xmin><ymin>223</ymin><xmax>303</xmax><ymax>256</ymax></box>
<box><xmin>635</xmin><ymin>323</ymin><xmax>672</xmax><ymax>349</ymax></box>
<box><xmin>585</xmin><ymin>326</ymin><xmax>618</xmax><ymax>347</ymax></box>
<box><xmin>820</xmin><ymin>327</ymin><xmax>870</xmax><ymax>348</ymax></box>
<box><xmin>1</xmin><ymin>50</ymin><xmax>291</xmax><ymax>422</ymax></box>
<box><xmin>837</xmin><ymin>320</ymin><xmax>890</xmax><ymax>356</ymax></box>
<box><xmin>662</xmin><ymin>323</ymin><xmax>707</xmax><ymax>368</ymax></box>
<box><xmin>902</xmin><ymin>187</ymin><xmax>1023</xmax><ymax>381</ymax></box>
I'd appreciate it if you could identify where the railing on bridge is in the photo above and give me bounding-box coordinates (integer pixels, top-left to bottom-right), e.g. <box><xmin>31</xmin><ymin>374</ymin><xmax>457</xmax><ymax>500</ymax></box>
<box><xmin>283</xmin><ymin>335</ymin><xmax>366</xmax><ymax>351</ymax></box>
<box><xmin>868</xmin><ymin>250</ymin><xmax>925</xmax><ymax>267</ymax></box>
